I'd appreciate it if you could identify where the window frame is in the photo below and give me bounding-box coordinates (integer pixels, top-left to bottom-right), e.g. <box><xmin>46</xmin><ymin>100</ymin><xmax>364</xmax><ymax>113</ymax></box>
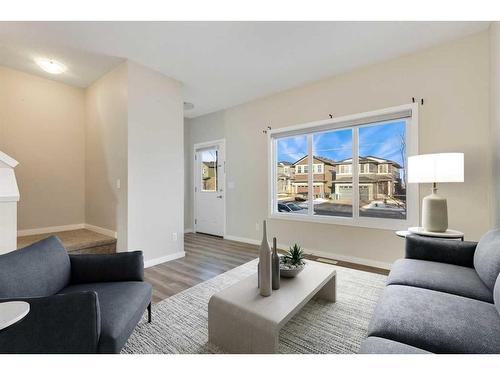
<box><xmin>268</xmin><ymin>103</ymin><xmax>419</xmax><ymax>231</ymax></box>
<box><xmin>199</xmin><ymin>147</ymin><xmax>219</xmax><ymax>193</ymax></box>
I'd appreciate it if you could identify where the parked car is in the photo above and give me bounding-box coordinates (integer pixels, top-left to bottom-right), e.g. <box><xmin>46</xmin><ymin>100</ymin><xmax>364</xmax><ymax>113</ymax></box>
<box><xmin>278</xmin><ymin>202</ymin><xmax>307</xmax><ymax>214</ymax></box>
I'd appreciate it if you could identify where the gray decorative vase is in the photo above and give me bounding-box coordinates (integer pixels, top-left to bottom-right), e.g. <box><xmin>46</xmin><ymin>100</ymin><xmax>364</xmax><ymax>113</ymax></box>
<box><xmin>272</xmin><ymin>237</ymin><xmax>280</xmax><ymax>290</ymax></box>
<box><xmin>258</xmin><ymin>220</ymin><xmax>272</xmax><ymax>297</ymax></box>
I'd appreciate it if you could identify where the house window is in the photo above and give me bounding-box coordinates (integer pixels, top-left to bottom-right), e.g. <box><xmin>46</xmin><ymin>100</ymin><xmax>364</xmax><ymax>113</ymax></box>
<box><xmin>200</xmin><ymin>149</ymin><xmax>218</xmax><ymax>192</ymax></box>
<box><xmin>338</xmin><ymin>164</ymin><xmax>352</xmax><ymax>174</ymax></box>
<box><xmin>378</xmin><ymin>164</ymin><xmax>389</xmax><ymax>173</ymax></box>
<box><xmin>313</xmin><ymin>128</ymin><xmax>352</xmax><ymax>216</ymax></box>
<box><xmin>269</xmin><ymin>104</ymin><xmax>418</xmax><ymax>230</ymax></box>
<box><xmin>313</xmin><ymin>164</ymin><xmax>323</xmax><ymax>174</ymax></box>
<box><xmin>276</xmin><ymin>135</ymin><xmax>308</xmax><ymax>215</ymax></box>
<box><xmin>359</xmin><ymin>122</ymin><xmax>407</xmax><ymax>220</ymax></box>
<box><xmin>296</xmin><ymin>164</ymin><xmax>309</xmax><ymax>174</ymax></box>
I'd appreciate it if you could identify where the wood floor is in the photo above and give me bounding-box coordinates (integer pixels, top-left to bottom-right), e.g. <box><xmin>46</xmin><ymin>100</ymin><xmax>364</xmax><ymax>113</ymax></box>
<box><xmin>145</xmin><ymin>232</ymin><xmax>389</xmax><ymax>303</ymax></box>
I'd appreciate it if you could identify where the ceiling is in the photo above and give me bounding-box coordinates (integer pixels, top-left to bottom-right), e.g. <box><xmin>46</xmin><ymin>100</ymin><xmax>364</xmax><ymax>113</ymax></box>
<box><xmin>0</xmin><ymin>21</ymin><xmax>489</xmax><ymax>118</ymax></box>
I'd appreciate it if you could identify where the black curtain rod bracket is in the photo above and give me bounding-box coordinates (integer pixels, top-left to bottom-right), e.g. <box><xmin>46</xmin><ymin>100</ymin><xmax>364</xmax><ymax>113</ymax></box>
<box><xmin>412</xmin><ymin>97</ymin><xmax>424</xmax><ymax>105</ymax></box>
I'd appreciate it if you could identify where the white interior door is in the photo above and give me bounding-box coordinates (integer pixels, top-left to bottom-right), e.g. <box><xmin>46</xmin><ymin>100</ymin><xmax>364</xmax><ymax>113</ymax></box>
<box><xmin>194</xmin><ymin>141</ymin><xmax>225</xmax><ymax>236</ymax></box>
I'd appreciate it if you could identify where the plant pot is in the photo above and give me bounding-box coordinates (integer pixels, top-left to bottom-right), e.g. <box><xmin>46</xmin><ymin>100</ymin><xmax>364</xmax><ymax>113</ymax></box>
<box><xmin>279</xmin><ymin>260</ymin><xmax>305</xmax><ymax>278</ymax></box>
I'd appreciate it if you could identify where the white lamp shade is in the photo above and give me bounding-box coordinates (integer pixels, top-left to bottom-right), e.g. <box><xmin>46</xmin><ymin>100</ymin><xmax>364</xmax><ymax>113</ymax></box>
<box><xmin>408</xmin><ymin>153</ymin><xmax>464</xmax><ymax>183</ymax></box>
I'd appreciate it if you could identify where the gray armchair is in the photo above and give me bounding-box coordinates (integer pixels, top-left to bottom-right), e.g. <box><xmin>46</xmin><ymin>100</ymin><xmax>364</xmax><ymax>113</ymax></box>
<box><xmin>0</xmin><ymin>236</ymin><xmax>152</xmax><ymax>354</ymax></box>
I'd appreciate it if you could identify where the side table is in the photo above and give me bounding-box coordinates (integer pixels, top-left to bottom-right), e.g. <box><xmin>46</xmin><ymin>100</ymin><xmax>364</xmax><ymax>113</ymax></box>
<box><xmin>396</xmin><ymin>226</ymin><xmax>464</xmax><ymax>241</ymax></box>
<box><xmin>0</xmin><ymin>301</ymin><xmax>30</xmax><ymax>331</ymax></box>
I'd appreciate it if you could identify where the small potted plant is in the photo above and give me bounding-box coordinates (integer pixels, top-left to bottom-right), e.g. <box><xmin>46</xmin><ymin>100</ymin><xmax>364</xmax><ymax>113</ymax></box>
<box><xmin>279</xmin><ymin>244</ymin><xmax>306</xmax><ymax>278</ymax></box>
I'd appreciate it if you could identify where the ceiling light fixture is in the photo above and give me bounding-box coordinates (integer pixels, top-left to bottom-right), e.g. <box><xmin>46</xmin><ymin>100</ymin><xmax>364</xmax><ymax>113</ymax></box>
<box><xmin>35</xmin><ymin>58</ymin><xmax>67</xmax><ymax>75</ymax></box>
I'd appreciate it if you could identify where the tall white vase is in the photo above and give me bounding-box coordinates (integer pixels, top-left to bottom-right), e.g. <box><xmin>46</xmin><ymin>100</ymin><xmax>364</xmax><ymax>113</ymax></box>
<box><xmin>259</xmin><ymin>220</ymin><xmax>272</xmax><ymax>297</ymax></box>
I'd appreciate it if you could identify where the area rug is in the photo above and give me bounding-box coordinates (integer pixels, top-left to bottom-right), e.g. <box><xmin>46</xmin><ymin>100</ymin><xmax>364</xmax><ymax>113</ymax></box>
<box><xmin>122</xmin><ymin>259</ymin><xmax>387</xmax><ymax>354</ymax></box>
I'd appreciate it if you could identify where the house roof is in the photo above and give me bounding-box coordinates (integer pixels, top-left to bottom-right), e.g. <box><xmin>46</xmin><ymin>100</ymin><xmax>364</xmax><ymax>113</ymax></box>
<box><xmin>334</xmin><ymin>155</ymin><xmax>402</xmax><ymax>168</ymax></box>
<box><xmin>291</xmin><ymin>155</ymin><xmax>336</xmax><ymax>166</ymax></box>
<box><xmin>278</xmin><ymin>161</ymin><xmax>292</xmax><ymax>166</ymax></box>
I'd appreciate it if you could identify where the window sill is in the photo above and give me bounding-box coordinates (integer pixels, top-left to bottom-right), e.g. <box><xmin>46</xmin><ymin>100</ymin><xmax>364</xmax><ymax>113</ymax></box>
<box><xmin>269</xmin><ymin>212</ymin><xmax>414</xmax><ymax>231</ymax></box>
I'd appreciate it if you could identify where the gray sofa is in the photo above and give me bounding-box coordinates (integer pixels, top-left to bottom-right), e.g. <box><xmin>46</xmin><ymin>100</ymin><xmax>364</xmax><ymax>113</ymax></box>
<box><xmin>360</xmin><ymin>229</ymin><xmax>500</xmax><ymax>354</ymax></box>
<box><xmin>0</xmin><ymin>236</ymin><xmax>152</xmax><ymax>353</ymax></box>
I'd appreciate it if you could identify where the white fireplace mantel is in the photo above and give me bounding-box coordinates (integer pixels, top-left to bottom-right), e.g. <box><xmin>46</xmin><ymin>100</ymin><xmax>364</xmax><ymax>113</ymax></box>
<box><xmin>0</xmin><ymin>151</ymin><xmax>20</xmax><ymax>254</ymax></box>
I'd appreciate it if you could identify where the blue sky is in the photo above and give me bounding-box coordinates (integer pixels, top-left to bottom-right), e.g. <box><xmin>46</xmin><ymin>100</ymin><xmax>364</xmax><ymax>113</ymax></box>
<box><xmin>277</xmin><ymin>120</ymin><xmax>406</xmax><ymax>165</ymax></box>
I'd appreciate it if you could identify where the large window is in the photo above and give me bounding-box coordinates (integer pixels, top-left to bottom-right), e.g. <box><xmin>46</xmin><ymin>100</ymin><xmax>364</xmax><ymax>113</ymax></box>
<box><xmin>269</xmin><ymin>105</ymin><xmax>418</xmax><ymax>230</ymax></box>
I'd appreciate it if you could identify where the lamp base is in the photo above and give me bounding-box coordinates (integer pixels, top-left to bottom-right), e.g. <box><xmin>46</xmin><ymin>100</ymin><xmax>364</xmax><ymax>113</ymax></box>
<box><xmin>422</xmin><ymin>189</ymin><xmax>448</xmax><ymax>232</ymax></box>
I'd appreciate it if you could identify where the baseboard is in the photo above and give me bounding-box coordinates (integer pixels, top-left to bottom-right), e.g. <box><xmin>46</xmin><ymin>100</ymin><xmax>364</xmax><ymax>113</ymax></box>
<box><xmin>18</xmin><ymin>223</ymin><xmax>85</xmax><ymax>237</ymax></box>
<box><xmin>84</xmin><ymin>224</ymin><xmax>117</xmax><ymax>238</ymax></box>
<box><xmin>307</xmin><ymin>249</ymin><xmax>392</xmax><ymax>270</ymax></box>
<box><xmin>144</xmin><ymin>251</ymin><xmax>186</xmax><ymax>268</ymax></box>
<box><xmin>18</xmin><ymin>223</ymin><xmax>118</xmax><ymax>239</ymax></box>
<box><xmin>184</xmin><ymin>228</ymin><xmax>194</xmax><ymax>233</ymax></box>
<box><xmin>224</xmin><ymin>234</ymin><xmax>392</xmax><ymax>270</ymax></box>
<box><xmin>224</xmin><ymin>235</ymin><xmax>260</xmax><ymax>245</ymax></box>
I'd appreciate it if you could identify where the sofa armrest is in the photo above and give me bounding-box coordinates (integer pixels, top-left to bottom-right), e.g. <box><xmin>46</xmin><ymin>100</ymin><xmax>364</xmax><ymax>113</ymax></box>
<box><xmin>69</xmin><ymin>251</ymin><xmax>144</xmax><ymax>284</ymax></box>
<box><xmin>405</xmin><ymin>234</ymin><xmax>477</xmax><ymax>267</ymax></box>
<box><xmin>0</xmin><ymin>292</ymin><xmax>100</xmax><ymax>353</ymax></box>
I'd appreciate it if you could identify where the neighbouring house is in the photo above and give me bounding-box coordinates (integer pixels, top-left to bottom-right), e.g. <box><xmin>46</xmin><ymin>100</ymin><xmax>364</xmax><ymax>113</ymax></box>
<box><xmin>287</xmin><ymin>156</ymin><xmax>336</xmax><ymax>199</ymax></box>
<box><xmin>202</xmin><ymin>161</ymin><xmax>217</xmax><ymax>191</ymax></box>
<box><xmin>331</xmin><ymin>156</ymin><xmax>404</xmax><ymax>202</ymax></box>
<box><xmin>278</xmin><ymin>155</ymin><xmax>404</xmax><ymax>203</ymax></box>
<box><xmin>277</xmin><ymin>161</ymin><xmax>293</xmax><ymax>196</ymax></box>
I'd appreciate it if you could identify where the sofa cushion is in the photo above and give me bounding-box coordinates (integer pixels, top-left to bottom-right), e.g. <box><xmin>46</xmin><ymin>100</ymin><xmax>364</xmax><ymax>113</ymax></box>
<box><xmin>59</xmin><ymin>281</ymin><xmax>152</xmax><ymax>353</ymax></box>
<box><xmin>69</xmin><ymin>251</ymin><xmax>144</xmax><ymax>284</ymax></box>
<box><xmin>387</xmin><ymin>259</ymin><xmax>492</xmax><ymax>303</ymax></box>
<box><xmin>474</xmin><ymin>229</ymin><xmax>500</xmax><ymax>291</ymax></box>
<box><xmin>0</xmin><ymin>236</ymin><xmax>70</xmax><ymax>298</ymax></box>
<box><xmin>405</xmin><ymin>235</ymin><xmax>476</xmax><ymax>267</ymax></box>
<box><xmin>359</xmin><ymin>337</ymin><xmax>430</xmax><ymax>354</ymax></box>
<box><xmin>368</xmin><ymin>285</ymin><xmax>500</xmax><ymax>353</ymax></box>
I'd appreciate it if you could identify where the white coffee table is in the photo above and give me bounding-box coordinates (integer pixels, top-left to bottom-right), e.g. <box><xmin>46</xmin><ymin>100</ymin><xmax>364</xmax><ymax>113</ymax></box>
<box><xmin>0</xmin><ymin>301</ymin><xmax>30</xmax><ymax>331</ymax></box>
<box><xmin>208</xmin><ymin>260</ymin><xmax>336</xmax><ymax>353</ymax></box>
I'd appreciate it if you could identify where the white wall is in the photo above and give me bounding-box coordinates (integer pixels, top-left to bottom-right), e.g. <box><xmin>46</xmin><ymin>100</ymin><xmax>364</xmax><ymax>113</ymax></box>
<box><xmin>185</xmin><ymin>31</ymin><xmax>491</xmax><ymax>268</ymax></box>
<box><xmin>127</xmin><ymin>62</ymin><xmax>184</xmax><ymax>264</ymax></box>
<box><xmin>86</xmin><ymin>61</ymin><xmax>184</xmax><ymax>262</ymax></box>
<box><xmin>3</xmin><ymin>60</ymin><xmax>184</xmax><ymax>261</ymax></box>
<box><xmin>0</xmin><ymin>66</ymin><xmax>86</xmax><ymax>231</ymax></box>
<box><xmin>184</xmin><ymin>119</ymin><xmax>192</xmax><ymax>230</ymax></box>
<box><xmin>184</xmin><ymin>111</ymin><xmax>226</xmax><ymax>229</ymax></box>
<box><xmin>85</xmin><ymin>62</ymin><xmax>129</xmax><ymax>249</ymax></box>
<box><xmin>490</xmin><ymin>22</ymin><xmax>500</xmax><ymax>228</ymax></box>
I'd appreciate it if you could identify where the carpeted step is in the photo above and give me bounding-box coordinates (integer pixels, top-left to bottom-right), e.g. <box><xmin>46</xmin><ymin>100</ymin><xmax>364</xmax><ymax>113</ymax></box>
<box><xmin>17</xmin><ymin>229</ymin><xmax>117</xmax><ymax>254</ymax></box>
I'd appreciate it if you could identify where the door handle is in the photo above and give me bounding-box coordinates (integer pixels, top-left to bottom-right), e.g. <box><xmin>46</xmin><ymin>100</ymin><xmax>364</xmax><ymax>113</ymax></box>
<box><xmin>216</xmin><ymin>195</ymin><xmax>223</xmax><ymax>199</ymax></box>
